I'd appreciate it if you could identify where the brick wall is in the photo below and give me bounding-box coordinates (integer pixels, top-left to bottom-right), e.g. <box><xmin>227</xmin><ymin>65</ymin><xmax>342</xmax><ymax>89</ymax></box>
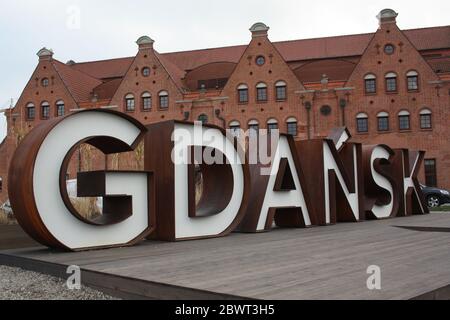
<box><xmin>0</xmin><ymin>18</ymin><xmax>449</xmax><ymax>205</ymax></box>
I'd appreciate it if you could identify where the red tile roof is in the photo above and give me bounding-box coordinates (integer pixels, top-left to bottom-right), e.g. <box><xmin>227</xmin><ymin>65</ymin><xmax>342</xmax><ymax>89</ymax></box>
<box><xmin>426</xmin><ymin>56</ymin><xmax>450</xmax><ymax>74</ymax></box>
<box><xmin>160</xmin><ymin>26</ymin><xmax>450</xmax><ymax>71</ymax></box>
<box><xmin>54</xmin><ymin>26</ymin><xmax>450</xmax><ymax>103</ymax></box>
<box><xmin>155</xmin><ymin>52</ymin><xmax>187</xmax><ymax>92</ymax></box>
<box><xmin>52</xmin><ymin>60</ymin><xmax>103</xmax><ymax>103</ymax></box>
<box><xmin>405</xmin><ymin>26</ymin><xmax>450</xmax><ymax>51</ymax></box>
<box><xmin>70</xmin><ymin>57</ymin><xmax>135</xmax><ymax>80</ymax></box>
<box><xmin>293</xmin><ymin>59</ymin><xmax>357</xmax><ymax>82</ymax></box>
<box><xmin>162</xmin><ymin>45</ymin><xmax>247</xmax><ymax>72</ymax></box>
<box><xmin>66</xmin><ymin>26</ymin><xmax>449</xmax><ymax>81</ymax></box>
<box><xmin>92</xmin><ymin>78</ymin><xmax>123</xmax><ymax>100</ymax></box>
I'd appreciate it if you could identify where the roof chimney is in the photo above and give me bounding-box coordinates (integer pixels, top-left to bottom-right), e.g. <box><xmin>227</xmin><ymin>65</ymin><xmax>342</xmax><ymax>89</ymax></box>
<box><xmin>136</xmin><ymin>36</ymin><xmax>154</xmax><ymax>50</ymax></box>
<box><xmin>377</xmin><ymin>9</ymin><xmax>398</xmax><ymax>26</ymax></box>
<box><xmin>37</xmin><ymin>47</ymin><xmax>54</xmax><ymax>61</ymax></box>
<box><xmin>250</xmin><ymin>22</ymin><xmax>270</xmax><ymax>38</ymax></box>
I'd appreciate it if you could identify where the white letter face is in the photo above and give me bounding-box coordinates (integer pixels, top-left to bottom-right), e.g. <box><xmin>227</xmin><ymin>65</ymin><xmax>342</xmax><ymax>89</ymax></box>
<box><xmin>33</xmin><ymin>112</ymin><xmax>149</xmax><ymax>250</ymax></box>
<box><xmin>173</xmin><ymin>123</ymin><xmax>245</xmax><ymax>239</ymax></box>
<box><xmin>323</xmin><ymin>142</ymin><xmax>360</xmax><ymax>224</ymax></box>
<box><xmin>369</xmin><ymin>146</ymin><xmax>394</xmax><ymax>218</ymax></box>
<box><xmin>403</xmin><ymin>153</ymin><xmax>426</xmax><ymax>213</ymax></box>
<box><xmin>257</xmin><ymin>136</ymin><xmax>311</xmax><ymax>231</ymax></box>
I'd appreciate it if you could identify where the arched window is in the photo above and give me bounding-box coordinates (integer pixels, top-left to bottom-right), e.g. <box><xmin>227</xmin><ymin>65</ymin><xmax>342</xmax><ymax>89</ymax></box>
<box><xmin>248</xmin><ymin>119</ymin><xmax>259</xmax><ymax>136</ymax></box>
<box><xmin>385</xmin><ymin>72</ymin><xmax>398</xmax><ymax>92</ymax></box>
<box><xmin>407</xmin><ymin>70</ymin><xmax>419</xmax><ymax>91</ymax></box>
<box><xmin>26</xmin><ymin>103</ymin><xmax>35</xmax><ymax>120</ymax></box>
<box><xmin>41</xmin><ymin>101</ymin><xmax>50</xmax><ymax>120</ymax></box>
<box><xmin>159</xmin><ymin>91</ymin><xmax>169</xmax><ymax>109</ymax></box>
<box><xmin>56</xmin><ymin>100</ymin><xmax>65</xmax><ymax>117</ymax></box>
<box><xmin>377</xmin><ymin>111</ymin><xmax>389</xmax><ymax>131</ymax></box>
<box><xmin>420</xmin><ymin>108</ymin><xmax>432</xmax><ymax>129</ymax></box>
<box><xmin>364</xmin><ymin>74</ymin><xmax>377</xmax><ymax>94</ymax></box>
<box><xmin>125</xmin><ymin>93</ymin><xmax>135</xmax><ymax>112</ymax></box>
<box><xmin>237</xmin><ymin>84</ymin><xmax>249</xmax><ymax>104</ymax></box>
<box><xmin>256</xmin><ymin>82</ymin><xmax>268</xmax><ymax>102</ymax></box>
<box><xmin>398</xmin><ymin>110</ymin><xmax>411</xmax><ymax>130</ymax></box>
<box><xmin>267</xmin><ymin>118</ymin><xmax>278</xmax><ymax>133</ymax></box>
<box><xmin>198</xmin><ymin>114</ymin><xmax>208</xmax><ymax>124</ymax></box>
<box><xmin>286</xmin><ymin>117</ymin><xmax>298</xmax><ymax>136</ymax></box>
<box><xmin>356</xmin><ymin>113</ymin><xmax>369</xmax><ymax>133</ymax></box>
<box><xmin>275</xmin><ymin>81</ymin><xmax>287</xmax><ymax>101</ymax></box>
<box><xmin>229</xmin><ymin>120</ymin><xmax>241</xmax><ymax>137</ymax></box>
<box><xmin>141</xmin><ymin>92</ymin><xmax>152</xmax><ymax>111</ymax></box>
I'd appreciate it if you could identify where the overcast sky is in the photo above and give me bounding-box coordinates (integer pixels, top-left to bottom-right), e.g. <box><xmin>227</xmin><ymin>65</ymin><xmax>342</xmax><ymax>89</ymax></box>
<box><xmin>1</xmin><ymin>0</ymin><xmax>449</xmax><ymax>140</ymax></box>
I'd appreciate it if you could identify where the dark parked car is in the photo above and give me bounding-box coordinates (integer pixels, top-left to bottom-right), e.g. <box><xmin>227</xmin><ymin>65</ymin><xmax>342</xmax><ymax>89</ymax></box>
<box><xmin>420</xmin><ymin>185</ymin><xmax>450</xmax><ymax>208</ymax></box>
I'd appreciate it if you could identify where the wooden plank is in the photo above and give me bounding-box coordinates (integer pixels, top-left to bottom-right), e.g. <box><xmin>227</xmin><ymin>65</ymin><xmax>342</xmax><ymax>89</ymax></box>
<box><xmin>0</xmin><ymin>225</ymin><xmax>40</xmax><ymax>250</ymax></box>
<box><xmin>1</xmin><ymin>213</ymin><xmax>449</xmax><ymax>300</ymax></box>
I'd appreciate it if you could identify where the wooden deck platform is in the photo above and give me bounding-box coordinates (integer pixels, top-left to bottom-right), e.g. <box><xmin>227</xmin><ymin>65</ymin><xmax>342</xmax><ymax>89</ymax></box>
<box><xmin>0</xmin><ymin>225</ymin><xmax>39</xmax><ymax>250</ymax></box>
<box><xmin>1</xmin><ymin>213</ymin><xmax>450</xmax><ymax>300</ymax></box>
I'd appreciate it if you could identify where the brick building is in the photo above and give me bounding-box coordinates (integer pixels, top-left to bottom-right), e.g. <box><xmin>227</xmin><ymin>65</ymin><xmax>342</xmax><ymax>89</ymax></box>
<box><xmin>0</xmin><ymin>9</ymin><xmax>449</xmax><ymax>204</ymax></box>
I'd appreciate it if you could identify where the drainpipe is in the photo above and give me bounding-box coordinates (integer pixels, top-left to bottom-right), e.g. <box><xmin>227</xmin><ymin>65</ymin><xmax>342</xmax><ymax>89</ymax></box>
<box><xmin>181</xmin><ymin>103</ymin><xmax>191</xmax><ymax>121</ymax></box>
<box><xmin>215</xmin><ymin>109</ymin><xmax>226</xmax><ymax>128</ymax></box>
<box><xmin>339</xmin><ymin>98</ymin><xmax>347</xmax><ymax>127</ymax></box>
<box><xmin>304</xmin><ymin>101</ymin><xmax>312</xmax><ymax>140</ymax></box>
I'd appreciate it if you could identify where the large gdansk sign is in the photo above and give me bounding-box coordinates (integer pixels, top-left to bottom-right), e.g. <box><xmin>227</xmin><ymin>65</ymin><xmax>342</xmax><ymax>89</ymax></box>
<box><xmin>9</xmin><ymin>110</ymin><xmax>428</xmax><ymax>251</ymax></box>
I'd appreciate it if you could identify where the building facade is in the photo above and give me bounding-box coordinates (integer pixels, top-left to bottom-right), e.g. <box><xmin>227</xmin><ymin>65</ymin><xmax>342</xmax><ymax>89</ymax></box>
<box><xmin>0</xmin><ymin>9</ymin><xmax>449</xmax><ymax>203</ymax></box>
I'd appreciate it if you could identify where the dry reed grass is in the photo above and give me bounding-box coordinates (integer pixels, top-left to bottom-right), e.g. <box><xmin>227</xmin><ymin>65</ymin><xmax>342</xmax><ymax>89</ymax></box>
<box><xmin>0</xmin><ymin>198</ymin><xmax>101</xmax><ymax>225</ymax></box>
<box><xmin>0</xmin><ymin>208</ymin><xmax>16</xmax><ymax>225</ymax></box>
<box><xmin>70</xmin><ymin>197</ymin><xmax>102</xmax><ymax>220</ymax></box>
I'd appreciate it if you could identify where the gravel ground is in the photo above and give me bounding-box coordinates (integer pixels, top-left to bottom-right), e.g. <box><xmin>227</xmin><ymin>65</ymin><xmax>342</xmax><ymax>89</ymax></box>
<box><xmin>0</xmin><ymin>265</ymin><xmax>118</xmax><ymax>300</ymax></box>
